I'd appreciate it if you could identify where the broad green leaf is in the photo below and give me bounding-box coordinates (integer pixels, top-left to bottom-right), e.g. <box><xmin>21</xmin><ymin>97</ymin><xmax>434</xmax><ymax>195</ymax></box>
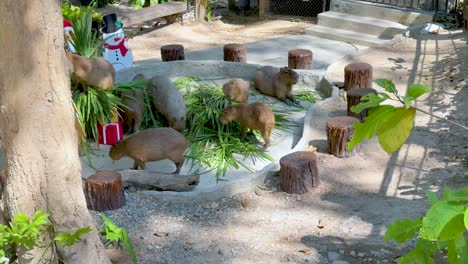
<box><xmin>55</xmin><ymin>227</ymin><xmax>92</xmax><ymax>247</ymax></box>
<box><xmin>402</xmin><ymin>96</ymin><xmax>414</xmax><ymax>109</ymax></box>
<box><xmin>375</xmin><ymin>79</ymin><xmax>398</xmax><ymax>93</ymax></box>
<box><xmin>425</xmin><ymin>190</ymin><xmax>440</xmax><ymax>206</ymax></box>
<box><xmin>464</xmin><ymin>209</ymin><xmax>468</xmax><ymax>230</ymax></box>
<box><xmin>347</xmin><ymin>105</ymin><xmax>395</xmax><ymax>151</ymax></box>
<box><xmin>377</xmin><ymin>108</ymin><xmax>415</xmax><ymax>154</ymax></box>
<box><xmin>448</xmin><ymin>240</ymin><xmax>461</xmax><ymax>264</ymax></box>
<box><xmin>407</xmin><ymin>84</ymin><xmax>432</xmax><ymax>99</ymax></box>
<box><xmin>398</xmin><ymin>239</ymin><xmax>436</xmax><ymax>264</ymax></box>
<box><xmin>385</xmin><ymin>218</ymin><xmax>422</xmax><ymax>243</ymax></box>
<box><xmin>439</xmin><ymin>214</ymin><xmax>466</xmax><ymax>240</ymax></box>
<box><xmin>454</xmin><ymin>234</ymin><xmax>468</xmax><ymax>263</ymax></box>
<box><xmin>350</xmin><ymin>93</ymin><xmax>390</xmax><ymax>114</ymax></box>
<box><xmin>420</xmin><ymin>201</ymin><xmax>465</xmax><ymax>240</ymax></box>
<box><xmin>443</xmin><ymin>188</ymin><xmax>468</xmax><ymax>202</ymax></box>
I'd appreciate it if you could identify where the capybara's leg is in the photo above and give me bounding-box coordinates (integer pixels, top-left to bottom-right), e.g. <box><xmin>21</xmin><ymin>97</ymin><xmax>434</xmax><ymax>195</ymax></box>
<box><xmin>132</xmin><ymin>160</ymin><xmax>139</xmax><ymax>170</ymax></box>
<box><xmin>261</xmin><ymin>127</ymin><xmax>272</xmax><ymax>150</ymax></box>
<box><xmin>174</xmin><ymin>159</ymin><xmax>184</xmax><ymax>174</ymax></box>
<box><xmin>134</xmin><ymin>115</ymin><xmax>142</xmax><ymax>133</ymax></box>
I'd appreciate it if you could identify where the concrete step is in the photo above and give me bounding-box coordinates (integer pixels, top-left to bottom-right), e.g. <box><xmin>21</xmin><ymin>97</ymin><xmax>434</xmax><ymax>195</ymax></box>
<box><xmin>304</xmin><ymin>25</ymin><xmax>391</xmax><ymax>46</ymax></box>
<box><xmin>330</xmin><ymin>0</ymin><xmax>433</xmax><ymax>26</ymax></box>
<box><xmin>318</xmin><ymin>11</ymin><xmax>407</xmax><ymax>38</ymax></box>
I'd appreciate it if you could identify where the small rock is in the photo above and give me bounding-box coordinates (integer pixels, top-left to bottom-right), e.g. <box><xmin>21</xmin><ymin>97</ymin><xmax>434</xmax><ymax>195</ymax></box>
<box><xmin>357</xmin><ymin>252</ymin><xmax>366</xmax><ymax>257</ymax></box>
<box><xmin>317</xmin><ymin>218</ymin><xmax>326</xmax><ymax>229</ymax></box>
<box><xmin>140</xmin><ymin>235</ymin><xmax>144</xmax><ymax>240</ymax></box>
<box><xmin>299</xmin><ymin>248</ymin><xmax>311</xmax><ymax>254</ymax></box>
<box><xmin>154</xmin><ymin>232</ymin><xmax>169</xmax><ymax>237</ymax></box>
<box><xmin>328</xmin><ymin>251</ymin><xmax>340</xmax><ymax>261</ymax></box>
<box><xmin>218</xmin><ymin>248</ymin><xmax>224</xmax><ymax>256</ymax></box>
<box><xmin>295</xmin><ymin>195</ymin><xmax>302</xmax><ymax>202</ymax></box>
<box><xmin>380</xmin><ymin>248</ymin><xmax>392</xmax><ymax>255</ymax></box>
<box><xmin>339</xmin><ymin>250</ymin><xmax>345</xmax><ymax>254</ymax></box>
<box><xmin>254</xmin><ymin>189</ymin><xmax>262</xmax><ymax>196</ymax></box>
<box><xmin>332</xmin><ymin>261</ymin><xmax>350</xmax><ymax>264</ymax></box>
<box><xmin>241</xmin><ymin>199</ymin><xmax>249</xmax><ymax>208</ymax></box>
<box><xmin>350</xmin><ymin>251</ymin><xmax>356</xmax><ymax>257</ymax></box>
<box><xmin>210</xmin><ymin>202</ymin><xmax>219</xmax><ymax>209</ymax></box>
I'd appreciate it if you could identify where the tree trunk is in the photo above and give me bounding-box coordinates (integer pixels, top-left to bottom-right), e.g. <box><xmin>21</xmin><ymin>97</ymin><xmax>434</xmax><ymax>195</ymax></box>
<box><xmin>326</xmin><ymin>116</ymin><xmax>360</xmax><ymax>158</ymax></box>
<box><xmin>196</xmin><ymin>0</ymin><xmax>208</xmax><ymax>21</ymax></box>
<box><xmin>288</xmin><ymin>49</ymin><xmax>313</xmax><ymax>70</ymax></box>
<box><xmin>344</xmin><ymin>62</ymin><xmax>373</xmax><ymax>92</ymax></box>
<box><xmin>223</xmin><ymin>43</ymin><xmax>247</xmax><ymax>63</ymax></box>
<box><xmin>160</xmin><ymin>44</ymin><xmax>185</xmax><ymax>61</ymax></box>
<box><xmin>84</xmin><ymin>171</ymin><xmax>126</xmax><ymax>212</ymax></box>
<box><xmin>346</xmin><ymin>88</ymin><xmax>377</xmax><ymax>122</ymax></box>
<box><xmin>0</xmin><ymin>1</ymin><xmax>111</xmax><ymax>263</ymax></box>
<box><xmin>279</xmin><ymin>151</ymin><xmax>319</xmax><ymax>194</ymax></box>
<box><xmin>118</xmin><ymin>169</ymin><xmax>200</xmax><ymax>192</ymax></box>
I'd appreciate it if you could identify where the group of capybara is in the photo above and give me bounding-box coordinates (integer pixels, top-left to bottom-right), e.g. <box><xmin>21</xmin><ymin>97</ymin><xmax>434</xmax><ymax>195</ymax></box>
<box><xmin>67</xmin><ymin>51</ymin><xmax>300</xmax><ymax>173</ymax></box>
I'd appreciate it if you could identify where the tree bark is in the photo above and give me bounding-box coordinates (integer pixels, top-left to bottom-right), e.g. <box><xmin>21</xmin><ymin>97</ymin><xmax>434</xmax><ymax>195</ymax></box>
<box><xmin>118</xmin><ymin>169</ymin><xmax>200</xmax><ymax>192</ymax></box>
<box><xmin>346</xmin><ymin>88</ymin><xmax>377</xmax><ymax>122</ymax></box>
<box><xmin>196</xmin><ymin>0</ymin><xmax>208</xmax><ymax>21</ymax></box>
<box><xmin>84</xmin><ymin>171</ymin><xmax>126</xmax><ymax>212</ymax></box>
<box><xmin>279</xmin><ymin>151</ymin><xmax>319</xmax><ymax>194</ymax></box>
<box><xmin>0</xmin><ymin>1</ymin><xmax>111</xmax><ymax>263</ymax></box>
<box><xmin>344</xmin><ymin>62</ymin><xmax>373</xmax><ymax>91</ymax></box>
<box><xmin>288</xmin><ymin>49</ymin><xmax>313</xmax><ymax>70</ymax></box>
<box><xmin>160</xmin><ymin>44</ymin><xmax>185</xmax><ymax>61</ymax></box>
<box><xmin>223</xmin><ymin>43</ymin><xmax>247</xmax><ymax>63</ymax></box>
<box><xmin>326</xmin><ymin>116</ymin><xmax>360</xmax><ymax>158</ymax></box>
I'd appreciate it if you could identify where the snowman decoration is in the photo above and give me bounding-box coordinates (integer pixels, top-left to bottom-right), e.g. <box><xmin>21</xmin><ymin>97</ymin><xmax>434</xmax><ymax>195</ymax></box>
<box><xmin>102</xmin><ymin>14</ymin><xmax>133</xmax><ymax>71</ymax></box>
<box><xmin>63</xmin><ymin>19</ymin><xmax>76</xmax><ymax>53</ymax></box>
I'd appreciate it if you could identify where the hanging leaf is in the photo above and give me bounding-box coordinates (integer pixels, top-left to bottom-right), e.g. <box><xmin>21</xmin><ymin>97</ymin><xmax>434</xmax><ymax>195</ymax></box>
<box><xmin>384</xmin><ymin>218</ymin><xmax>422</xmax><ymax>243</ymax></box>
<box><xmin>374</xmin><ymin>79</ymin><xmax>397</xmax><ymax>93</ymax></box>
<box><xmin>377</xmin><ymin>108</ymin><xmax>415</xmax><ymax>154</ymax></box>
<box><xmin>55</xmin><ymin>227</ymin><xmax>92</xmax><ymax>247</ymax></box>
<box><xmin>419</xmin><ymin>201</ymin><xmax>465</xmax><ymax>241</ymax></box>
<box><xmin>398</xmin><ymin>239</ymin><xmax>436</xmax><ymax>264</ymax></box>
<box><xmin>407</xmin><ymin>84</ymin><xmax>432</xmax><ymax>99</ymax></box>
<box><xmin>425</xmin><ymin>190</ymin><xmax>440</xmax><ymax>206</ymax></box>
<box><xmin>350</xmin><ymin>92</ymin><xmax>389</xmax><ymax>114</ymax></box>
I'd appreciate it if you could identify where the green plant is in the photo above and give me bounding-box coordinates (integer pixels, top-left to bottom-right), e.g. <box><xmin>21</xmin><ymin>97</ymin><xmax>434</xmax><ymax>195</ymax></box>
<box><xmin>0</xmin><ymin>210</ymin><xmax>91</xmax><ymax>262</ymax></box>
<box><xmin>128</xmin><ymin>0</ymin><xmax>158</xmax><ymax>9</ymax></box>
<box><xmin>62</xmin><ymin>1</ymin><xmax>103</xmax><ymax>22</ymax></box>
<box><xmin>99</xmin><ymin>213</ymin><xmax>137</xmax><ymax>264</ymax></box>
<box><xmin>348</xmin><ymin>79</ymin><xmax>468</xmax><ymax>263</ymax></box>
<box><xmin>68</xmin><ymin>11</ymin><xmax>104</xmax><ymax>58</ymax></box>
<box><xmin>384</xmin><ymin>188</ymin><xmax>467</xmax><ymax>263</ymax></box>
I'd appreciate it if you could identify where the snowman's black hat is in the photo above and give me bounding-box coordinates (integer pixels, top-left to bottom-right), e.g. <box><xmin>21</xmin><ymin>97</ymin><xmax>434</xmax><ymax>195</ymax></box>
<box><xmin>102</xmin><ymin>13</ymin><xmax>120</xmax><ymax>34</ymax></box>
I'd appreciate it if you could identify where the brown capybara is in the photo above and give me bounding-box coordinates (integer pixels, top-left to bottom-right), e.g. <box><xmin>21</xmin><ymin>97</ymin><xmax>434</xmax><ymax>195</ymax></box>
<box><xmin>109</xmin><ymin>127</ymin><xmax>188</xmax><ymax>173</ymax></box>
<box><xmin>120</xmin><ymin>74</ymin><xmax>146</xmax><ymax>134</ymax></box>
<box><xmin>65</xmin><ymin>52</ymin><xmax>115</xmax><ymax>90</ymax></box>
<box><xmin>219</xmin><ymin>102</ymin><xmax>275</xmax><ymax>150</ymax></box>
<box><xmin>253</xmin><ymin>66</ymin><xmax>299</xmax><ymax>101</ymax></box>
<box><xmin>148</xmin><ymin>76</ymin><xmax>187</xmax><ymax>133</ymax></box>
<box><xmin>223</xmin><ymin>78</ymin><xmax>250</xmax><ymax>103</ymax></box>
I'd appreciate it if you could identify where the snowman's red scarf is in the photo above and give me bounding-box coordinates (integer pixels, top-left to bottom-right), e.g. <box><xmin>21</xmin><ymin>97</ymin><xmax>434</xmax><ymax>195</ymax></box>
<box><xmin>104</xmin><ymin>38</ymin><xmax>129</xmax><ymax>57</ymax></box>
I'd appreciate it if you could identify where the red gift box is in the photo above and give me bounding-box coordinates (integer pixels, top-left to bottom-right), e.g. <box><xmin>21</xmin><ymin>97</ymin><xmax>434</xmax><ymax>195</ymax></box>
<box><xmin>97</xmin><ymin>122</ymin><xmax>123</xmax><ymax>145</ymax></box>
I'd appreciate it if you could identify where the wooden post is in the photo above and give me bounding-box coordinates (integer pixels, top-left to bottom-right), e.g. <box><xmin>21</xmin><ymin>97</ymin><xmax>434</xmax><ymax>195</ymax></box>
<box><xmin>347</xmin><ymin>88</ymin><xmax>377</xmax><ymax>122</ymax></box>
<box><xmin>344</xmin><ymin>62</ymin><xmax>373</xmax><ymax>91</ymax></box>
<box><xmin>279</xmin><ymin>151</ymin><xmax>319</xmax><ymax>194</ymax></box>
<box><xmin>288</xmin><ymin>49</ymin><xmax>313</xmax><ymax>70</ymax></box>
<box><xmin>223</xmin><ymin>43</ymin><xmax>247</xmax><ymax>63</ymax></box>
<box><xmin>258</xmin><ymin>0</ymin><xmax>266</xmax><ymax>16</ymax></box>
<box><xmin>160</xmin><ymin>44</ymin><xmax>185</xmax><ymax>61</ymax></box>
<box><xmin>196</xmin><ymin>0</ymin><xmax>207</xmax><ymax>21</ymax></box>
<box><xmin>326</xmin><ymin>116</ymin><xmax>360</xmax><ymax>158</ymax></box>
<box><xmin>84</xmin><ymin>171</ymin><xmax>125</xmax><ymax>212</ymax></box>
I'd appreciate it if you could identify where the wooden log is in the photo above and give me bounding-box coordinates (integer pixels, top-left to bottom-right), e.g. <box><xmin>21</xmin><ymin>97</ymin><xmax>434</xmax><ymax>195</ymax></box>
<box><xmin>344</xmin><ymin>62</ymin><xmax>373</xmax><ymax>91</ymax></box>
<box><xmin>288</xmin><ymin>49</ymin><xmax>313</xmax><ymax>70</ymax></box>
<box><xmin>117</xmin><ymin>170</ymin><xmax>200</xmax><ymax>192</ymax></box>
<box><xmin>279</xmin><ymin>151</ymin><xmax>319</xmax><ymax>194</ymax></box>
<box><xmin>160</xmin><ymin>44</ymin><xmax>185</xmax><ymax>61</ymax></box>
<box><xmin>84</xmin><ymin>171</ymin><xmax>125</xmax><ymax>212</ymax></box>
<box><xmin>347</xmin><ymin>88</ymin><xmax>377</xmax><ymax>122</ymax></box>
<box><xmin>224</xmin><ymin>43</ymin><xmax>247</xmax><ymax>63</ymax></box>
<box><xmin>118</xmin><ymin>2</ymin><xmax>188</xmax><ymax>27</ymax></box>
<box><xmin>326</xmin><ymin>116</ymin><xmax>360</xmax><ymax>158</ymax></box>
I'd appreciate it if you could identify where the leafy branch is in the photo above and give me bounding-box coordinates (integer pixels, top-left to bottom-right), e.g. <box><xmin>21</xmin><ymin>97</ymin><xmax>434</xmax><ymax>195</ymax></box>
<box><xmin>348</xmin><ymin>79</ymin><xmax>468</xmax><ymax>154</ymax></box>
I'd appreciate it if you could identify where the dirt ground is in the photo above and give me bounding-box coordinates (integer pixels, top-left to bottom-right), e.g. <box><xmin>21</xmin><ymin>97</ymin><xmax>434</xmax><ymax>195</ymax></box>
<box><xmin>95</xmin><ymin>6</ymin><xmax>468</xmax><ymax>264</ymax></box>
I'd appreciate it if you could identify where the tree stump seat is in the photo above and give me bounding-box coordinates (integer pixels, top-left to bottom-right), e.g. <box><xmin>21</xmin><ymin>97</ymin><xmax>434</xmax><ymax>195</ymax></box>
<box><xmin>326</xmin><ymin>116</ymin><xmax>360</xmax><ymax>158</ymax></box>
<box><xmin>347</xmin><ymin>88</ymin><xmax>378</xmax><ymax>122</ymax></box>
<box><xmin>223</xmin><ymin>43</ymin><xmax>247</xmax><ymax>63</ymax></box>
<box><xmin>279</xmin><ymin>151</ymin><xmax>319</xmax><ymax>194</ymax></box>
<box><xmin>288</xmin><ymin>49</ymin><xmax>313</xmax><ymax>70</ymax></box>
<box><xmin>160</xmin><ymin>44</ymin><xmax>185</xmax><ymax>61</ymax></box>
<box><xmin>344</xmin><ymin>62</ymin><xmax>373</xmax><ymax>91</ymax></box>
<box><xmin>84</xmin><ymin>171</ymin><xmax>125</xmax><ymax>212</ymax></box>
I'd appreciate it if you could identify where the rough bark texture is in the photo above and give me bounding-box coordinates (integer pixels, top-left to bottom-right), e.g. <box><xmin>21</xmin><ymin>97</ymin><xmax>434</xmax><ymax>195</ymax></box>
<box><xmin>84</xmin><ymin>171</ymin><xmax>126</xmax><ymax>212</ymax></box>
<box><xmin>0</xmin><ymin>1</ymin><xmax>111</xmax><ymax>263</ymax></box>
<box><xmin>326</xmin><ymin>116</ymin><xmax>360</xmax><ymax>158</ymax></box>
<box><xmin>224</xmin><ymin>43</ymin><xmax>247</xmax><ymax>63</ymax></box>
<box><xmin>346</xmin><ymin>88</ymin><xmax>377</xmax><ymax>122</ymax></box>
<box><xmin>118</xmin><ymin>170</ymin><xmax>200</xmax><ymax>192</ymax></box>
<box><xmin>279</xmin><ymin>151</ymin><xmax>319</xmax><ymax>194</ymax></box>
<box><xmin>161</xmin><ymin>44</ymin><xmax>185</xmax><ymax>61</ymax></box>
<box><xmin>288</xmin><ymin>49</ymin><xmax>313</xmax><ymax>70</ymax></box>
<box><xmin>344</xmin><ymin>62</ymin><xmax>373</xmax><ymax>91</ymax></box>
<box><xmin>196</xmin><ymin>0</ymin><xmax>208</xmax><ymax>21</ymax></box>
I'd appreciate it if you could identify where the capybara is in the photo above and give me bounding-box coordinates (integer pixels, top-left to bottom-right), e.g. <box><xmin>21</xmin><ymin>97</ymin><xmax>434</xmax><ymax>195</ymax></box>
<box><xmin>120</xmin><ymin>74</ymin><xmax>146</xmax><ymax>134</ymax></box>
<box><xmin>253</xmin><ymin>66</ymin><xmax>299</xmax><ymax>101</ymax></box>
<box><xmin>219</xmin><ymin>102</ymin><xmax>275</xmax><ymax>150</ymax></box>
<box><xmin>148</xmin><ymin>76</ymin><xmax>187</xmax><ymax>133</ymax></box>
<box><xmin>65</xmin><ymin>52</ymin><xmax>115</xmax><ymax>90</ymax></box>
<box><xmin>109</xmin><ymin>127</ymin><xmax>188</xmax><ymax>173</ymax></box>
<box><xmin>223</xmin><ymin>78</ymin><xmax>250</xmax><ymax>103</ymax></box>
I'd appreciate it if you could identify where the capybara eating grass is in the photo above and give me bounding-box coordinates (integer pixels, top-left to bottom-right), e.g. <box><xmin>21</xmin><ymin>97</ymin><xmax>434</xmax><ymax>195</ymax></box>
<box><xmin>253</xmin><ymin>66</ymin><xmax>299</xmax><ymax>102</ymax></box>
<box><xmin>223</xmin><ymin>78</ymin><xmax>250</xmax><ymax>103</ymax></box>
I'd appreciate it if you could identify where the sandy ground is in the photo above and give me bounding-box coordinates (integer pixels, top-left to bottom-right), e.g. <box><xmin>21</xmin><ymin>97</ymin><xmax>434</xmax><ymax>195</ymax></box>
<box><xmin>92</xmin><ymin>7</ymin><xmax>468</xmax><ymax>264</ymax></box>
